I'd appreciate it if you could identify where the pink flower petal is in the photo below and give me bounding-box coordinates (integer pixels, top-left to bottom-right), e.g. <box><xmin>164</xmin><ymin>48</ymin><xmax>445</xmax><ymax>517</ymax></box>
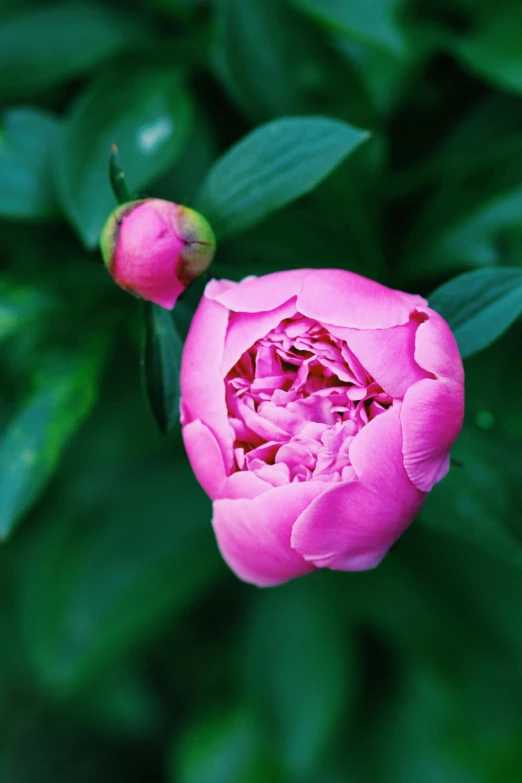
<box><xmin>212</xmin><ymin>482</ymin><xmax>329</xmax><ymax>586</ymax></box>
<box><xmin>331</xmin><ymin>318</ymin><xmax>432</xmax><ymax>398</ymax></box>
<box><xmin>414</xmin><ymin>307</ymin><xmax>465</xmax><ymax>384</ymax></box>
<box><xmin>221</xmin><ymin>299</ymin><xmax>297</xmax><ymax>376</ymax></box>
<box><xmin>182</xmin><ymin>419</ymin><xmax>227</xmax><ymax>499</ymax></box>
<box><xmin>180</xmin><ymin>296</ymin><xmax>234</xmax><ymax>471</ymax></box>
<box><xmin>349</xmin><ymin>408</ymin><xmax>416</xmax><ymax>496</ymax></box>
<box><xmin>291</xmin><ymin>481</ymin><xmax>421</xmax><ymax>571</ymax></box>
<box><xmin>208</xmin><ymin>269</ymin><xmax>313</xmax><ymax>313</ymax></box>
<box><xmin>296</xmin><ymin>269</ymin><xmax>427</xmax><ymax>329</ymax></box>
<box><xmin>113</xmin><ymin>201</ymin><xmax>186</xmax><ymax>309</ymax></box>
<box><xmin>183</xmin><ymin>420</ymin><xmax>270</xmax><ymax>500</ymax></box>
<box><xmin>291</xmin><ymin>410</ymin><xmax>425</xmax><ymax>570</ymax></box>
<box><xmin>401</xmin><ymin>378</ymin><xmax>464</xmax><ymax>492</ymax></box>
<box><xmin>205</xmin><ymin>278</ymin><xmax>237</xmax><ymax>298</ymax></box>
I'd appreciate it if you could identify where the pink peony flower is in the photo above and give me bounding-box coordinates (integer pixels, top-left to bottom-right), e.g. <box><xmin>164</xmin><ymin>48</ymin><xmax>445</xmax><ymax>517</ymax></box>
<box><xmin>100</xmin><ymin>199</ymin><xmax>216</xmax><ymax>309</ymax></box>
<box><xmin>180</xmin><ymin>269</ymin><xmax>464</xmax><ymax>587</ymax></box>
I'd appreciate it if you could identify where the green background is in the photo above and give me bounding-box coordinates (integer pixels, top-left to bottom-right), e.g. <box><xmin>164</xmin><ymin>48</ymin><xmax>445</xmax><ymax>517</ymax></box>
<box><xmin>2</xmin><ymin>0</ymin><xmax>522</xmax><ymax>780</ymax></box>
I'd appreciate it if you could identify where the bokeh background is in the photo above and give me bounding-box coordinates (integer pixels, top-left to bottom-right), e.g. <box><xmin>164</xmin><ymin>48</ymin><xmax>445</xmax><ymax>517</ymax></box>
<box><xmin>2</xmin><ymin>0</ymin><xmax>522</xmax><ymax>780</ymax></box>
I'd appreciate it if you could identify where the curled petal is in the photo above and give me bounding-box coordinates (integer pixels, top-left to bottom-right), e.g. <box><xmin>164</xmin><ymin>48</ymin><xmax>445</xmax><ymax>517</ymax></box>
<box><xmin>333</xmin><ymin>319</ymin><xmax>432</xmax><ymax>398</ymax></box>
<box><xmin>414</xmin><ymin>307</ymin><xmax>465</xmax><ymax>384</ymax></box>
<box><xmin>297</xmin><ymin>269</ymin><xmax>427</xmax><ymax>329</ymax></box>
<box><xmin>212</xmin><ymin>482</ymin><xmax>329</xmax><ymax>586</ymax></box>
<box><xmin>205</xmin><ymin>278</ymin><xmax>237</xmax><ymax>298</ymax></box>
<box><xmin>291</xmin><ymin>410</ymin><xmax>425</xmax><ymax>570</ymax></box>
<box><xmin>180</xmin><ymin>296</ymin><xmax>235</xmax><ymax>471</ymax></box>
<box><xmin>401</xmin><ymin>378</ymin><xmax>464</xmax><ymax>492</ymax></box>
<box><xmin>349</xmin><ymin>407</ymin><xmax>413</xmax><ymax>493</ymax></box>
<box><xmin>291</xmin><ymin>481</ymin><xmax>422</xmax><ymax>571</ymax></box>
<box><xmin>183</xmin><ymin>420</ymin><xmax>270</xmax><ymax>500</ymax></box>
<box><xmin>208</xmin><ymin>269</ymin><xmax>313</xmax><ymax>313</ymax></box>
<box><xmin>221</xmin><ymin>299</ymin><xmax>297</xmax><ymax>376</ymax></box>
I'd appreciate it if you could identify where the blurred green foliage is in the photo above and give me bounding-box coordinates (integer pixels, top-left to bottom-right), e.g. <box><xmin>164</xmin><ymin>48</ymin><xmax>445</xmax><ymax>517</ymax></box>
<box><xmin>1</xmin><ymin>0</ymin><xmax>522</xmax><ymax>781</ymax></box>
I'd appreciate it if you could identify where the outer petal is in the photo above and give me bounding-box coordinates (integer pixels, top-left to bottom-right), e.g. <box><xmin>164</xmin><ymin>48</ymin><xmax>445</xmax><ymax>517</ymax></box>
<box><xmin>349</xmin><ymin>407</ymin><xmax>417</xmax><ymax>495</ymax></box>
<box><xmin>401</xmin><ymin>378</ymin><xmax>464</xmax><ymax>492</ymax></box>
<box><xmin>221</xmin><ymin>299</ymin><xmax>297</xmax><ymax>376</ymax></box>
<box><xmin>212</xmin><ymin>482</ymin><xmax>329</xmax><ymax>586</ymax></box>
<box><xmin>208</xmin><ymin>269</ymin><xmax>313</xmax><ymax>313</ymax></box>
<box><xmin>297</xmin><ymin>269</ymin><xmax>427</xmax><ymax>329</ymax></box>
<box><xmin>414</xmin><ymin>307</ymin><xmax>465</xmax><ymax>384</ymax></box>
<box><xmin>291</xmin><ymin>410</ymin><xmax>424</xmax><ymax>571</ymax></box>
<box><xmin>332</xmin><ymin>318</ymin><xmax>432</xmax><ymax>398</ymax></box>
<box><xmin>183</xmin><ymin>420</ymin><xmax>270</xmax><ymax>500</ymax></box>
<box><xmin>205</xmin><ymin>278</ymin><xmax>237</xmax><ymax>298</ymax></box>
<box><xmin>113</xmin><ymin>201</ymin><xmax>186</xmax><ymax>309</ymax></box>
<box><xmin>180</xmin><ymin>295</ymin><xmax>234</xmax><ymax>471</ymax></box>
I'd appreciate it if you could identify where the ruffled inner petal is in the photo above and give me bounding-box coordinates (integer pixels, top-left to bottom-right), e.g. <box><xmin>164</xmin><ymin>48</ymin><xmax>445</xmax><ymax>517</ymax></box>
<box><xmin>223</xmin><ymin>313</ymin><xmax>408</xmax><ymax>485</ymax></box>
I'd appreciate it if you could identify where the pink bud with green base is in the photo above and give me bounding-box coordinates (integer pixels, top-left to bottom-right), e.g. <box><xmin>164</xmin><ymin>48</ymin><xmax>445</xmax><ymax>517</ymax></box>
<box><xmin>100</xmin><ymin>198</ymin><xmax>216</xmax><ymax>310</ymax></box>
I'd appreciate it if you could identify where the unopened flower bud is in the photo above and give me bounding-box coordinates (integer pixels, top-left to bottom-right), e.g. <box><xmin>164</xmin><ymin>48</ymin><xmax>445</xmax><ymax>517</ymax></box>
<box><xmin>100</xmin><ymin>199</ymin><xmax>216</xmax><ymax>309</ymax></box>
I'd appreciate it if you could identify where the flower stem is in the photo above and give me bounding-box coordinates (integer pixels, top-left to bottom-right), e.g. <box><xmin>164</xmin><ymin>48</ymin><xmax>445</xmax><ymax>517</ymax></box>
<box><xmin>109</xmin><ymin>144</ymin><xmax>131</xmax><ymax>205</ymax></box>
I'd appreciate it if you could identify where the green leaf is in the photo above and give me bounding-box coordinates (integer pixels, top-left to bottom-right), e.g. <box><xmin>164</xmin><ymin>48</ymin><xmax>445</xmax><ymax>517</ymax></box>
<box><xmin>401</xmin><ymin>142</ymin><xmax>522</xmax><ymax>277</ymax></box>
<box><xmin>337</xmin><ymin>39</ymin><xmax>410</xmax><ymax>115</ymax></box>
<box><xmin>70</xmin><ymin>666</ymin><xmax>162</xmax><ymax>737</ymax></box>
<box><xmin>216</xmin><ymin>136</ymin><xmax>386</xmax><ymax>280</ymax></box>
<box><xmin>0</xmin><ymin>280</ymin><xmax>56</xmax><ymax>342</ymax></box>
<box><xmin>153</xmin><ymin>106</ymin><xmax>219</xmax><ymax>205</ymax></box>
<box><xmin>423</xmin><ymin>96</ymin><xmax>522</xmax><ymax>186</ymax></box>
<box><xmin>291</xmin><ymin>0</ymin><xmax>407</xmax><ymax>57</ymax></box>
<box><xmin>421</xmin><ymin>425</ymin><xmax>522</xmax><ymax>571</ymax></box>
<box><xmin>0</xmin><ymin>344</ymin><xmax>106</xmax><ymax>539</ymax></box>
<box><xmin>2</xmin><ymin>713</ymin><xmax>154</xmax><ymax>783</ymax></box>
<box><xmin>455</xmin><ymin>3</ymin><xmax>522</xmax><ymax>95</ymax></box>
<box><xmin>197</xmin><ymin>116</ymin><xmax>368</xmax><ymax>239</ymax></box>
<box><xmin>0</xmin><ymin>108</ymin><xmax>60</xmax><ymax>221</ymax></box>
<box><xmin>213</xmin><ymin>0</ymin><xmax>375</xmax><ymax>127</ymax></box>
<box><xmin>173</xmin><ymin>709</ymin><xmax>280</xmax><ymax>783</ymax></box>
<box><xmin>55</xmin><ymin>65</ymin><xmax>193</xmax><ymax>248</ymax></box>
<box><xmin>0</xmin><ymin>1</ymin><xmax>149</xmax><ymax>101</ymax></box>
<box><xmin>419</xmin><ymin>324</ymin><xmax>522</xmax><ymax>569</ymax></box>
<box><xmin>21</xmin><ymin>454</ymin><xmax>220</xmax><ymax>692</ymax></box>
<box><xmin>389</xmin><ymin>95</ymin><xmax>522</xmax><ymax>200</ymax></box>
<box><xmin>142</xmin><ymin>302</ymin><xmax>183</xmax><ymax>435</ymax></box>
<box><xmin>429</xmin><ymin>267</ymin><xmax>522</xmax><ymax>358</ymax></box>
<box><xmin>243</xmin><ymin>576</ymin><xmax>353</xmax><ymax>778</ymax></box>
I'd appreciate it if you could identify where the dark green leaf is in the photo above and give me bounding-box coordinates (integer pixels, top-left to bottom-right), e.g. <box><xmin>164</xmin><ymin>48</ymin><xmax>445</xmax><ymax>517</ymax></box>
<box><xmin>244</xmin><ymin>577</ymin><xmax>353</xmax><ymax>778</ymax></box>
<box><xmin>55</xmin><ymin>65</ymin><xmax>193</xmax><ymax>248</ymax></box>
<box><xmin>291</xmin><ymin>0</ymin><xmax>407</xmax><ymax>57</ymax></box>
<box><xmin>70</xmin><ymin>666</ymin><xmax>162</xmax><ymax>737</ymax></box>
<box><xmin>421</xmin><ymin>425</ymin><xmax>522</xmax><ymax>570</ymax></box>
<box><xmin>418</xmin><ymin>323</ymin><xmax>522</xmax><ymax>570</ymax></box>
<box><xmin>20</xmin><ymin>454</ymin><xmax>219</xmax><ymax>692</ymax></box>
<box><xmin>0</xmin><ymin>343</ymin><xmax>107</xmax><ymax>539</ymax></box>
<box><xmin>2</xmin><ymin>713</ymin><xmax>154</xmax><ymax>783</ymax></box>
<box><xmin>0</xmin><ymin>1</ymin><xmax>150</xmax><ymax>101</ymax></box>
<box><xmin>0</xmin><ymin>108</ymin><xmax>60</xmax><ymax>221</ymax></box>
<box><xmin>213</xmin><ymin>0</ymin><xmax>375</xmax><ymax>127</ymax></box>
<box><xmin>0</xmin><ymin>279</ymin><xmax>56</xmax><ymax>342</ymax></box>
<box><xmin>173</xmin><ymin>709</ymin><xmax>280</xmax><ymax>783</ymax></box>
<box><xmin>337</xmin><ymin>39</ymin><xmax>410</xmax><ymax>115</ymax></box>
<box><xmin>429</xmin><ymin>267</ymin><xmax>522</xmax><ymax>358</ymax></box>
<box><xmin>197</xmin><ymin>116</ymin><xmax>368</xmax><ymax>238</ymax></box>
<box><xmin>142</xmin><ymin>302</ymin><xmax>183</xmax><ymax>435</ymax></box>
<box><xmin>455</xmin><ymin>4</ymin><xmax>522</xmax><ymax>95</ymax></box>
<box><xmin>152</xmin><ymin>106</ymin><xmax>218</xmax><ymax>206</ymax></box>
<box><xmin>401</xmin><ymin>145</ymin><xmax>522</xmax><ymax>277</ymax></box>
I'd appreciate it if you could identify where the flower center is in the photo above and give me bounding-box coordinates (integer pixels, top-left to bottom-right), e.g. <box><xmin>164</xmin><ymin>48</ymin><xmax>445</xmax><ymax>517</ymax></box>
<box><xmin>225</xmin><ymin>315</ymin><xmax>393</xmax><ymax>485</ymax></box>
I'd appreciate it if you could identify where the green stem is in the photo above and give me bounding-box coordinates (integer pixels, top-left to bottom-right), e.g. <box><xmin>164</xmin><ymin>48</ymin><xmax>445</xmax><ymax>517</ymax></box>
<box><xmin>109</xmin><ymin>144</ymin><xmax>132</xmax><ymax>205</ymax></box>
